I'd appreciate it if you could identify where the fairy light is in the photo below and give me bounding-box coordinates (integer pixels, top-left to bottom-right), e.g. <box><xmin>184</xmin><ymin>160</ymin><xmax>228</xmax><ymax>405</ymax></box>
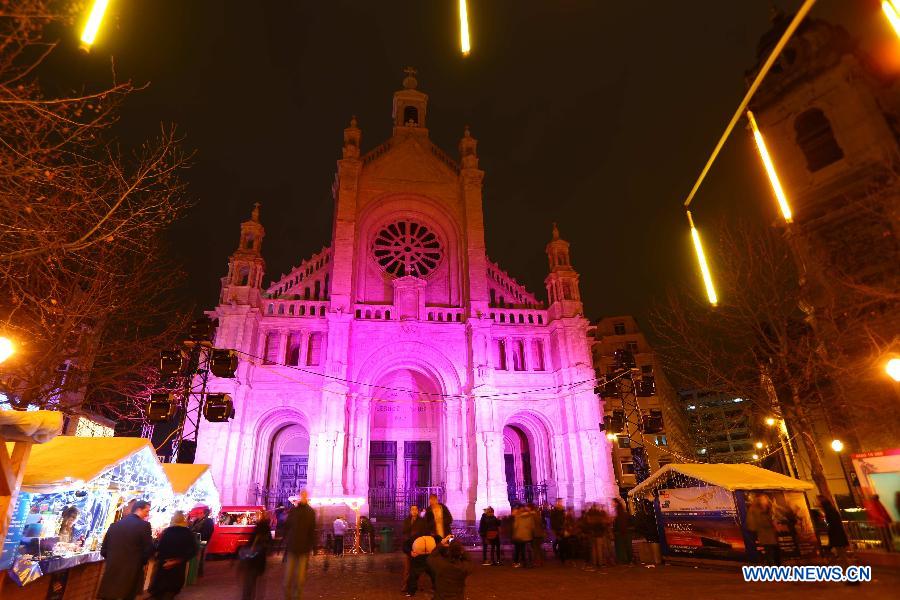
<box><xmin>80</xmin><ymin>0</ymin><xmax>110</xmax><ymax>48</ymax></box>
<box><xmin>687</xmin><ymin>211</ymin><xmax>718</xmax><ymax>306</ymax></box>
<box><xmin>747</xmin><ymin>110</ymin><xmax>793</xmax><ymax>223</ymax></box>
<box><xmin>883</xmin><ymin>1</ymin><xmax>900</xmax><ymax>37</ymax></box>
<box><xmin>459</xmin><ymin>0</ymin><xmax>471</xmax><ymax>55</ymax></box>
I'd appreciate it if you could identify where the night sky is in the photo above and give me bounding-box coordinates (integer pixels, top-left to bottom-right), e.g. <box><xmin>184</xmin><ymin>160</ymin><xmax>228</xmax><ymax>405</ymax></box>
<box><xmin>43</xmin><ymin>1</ymin><xmax>880</xmax><ymax>326</ymax></box>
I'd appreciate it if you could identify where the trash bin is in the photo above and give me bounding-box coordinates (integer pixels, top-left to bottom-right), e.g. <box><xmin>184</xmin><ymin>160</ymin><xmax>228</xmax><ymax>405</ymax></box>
<box><xmin>380</xmin><ymin>527</ymin><xmax>393</xmax><ymax>553</ymax></box>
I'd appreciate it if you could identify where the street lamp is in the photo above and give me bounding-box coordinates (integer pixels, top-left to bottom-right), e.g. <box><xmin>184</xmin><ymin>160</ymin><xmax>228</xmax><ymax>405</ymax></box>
<box><xmin>80</xmin><ymin>0</ymin><xmax>110</xmax><ymax>48</ymax></box>
<box><xmin>884</xmin><ymin>1</ymin><xmax>900</xmax><ymax>38</ymax></box>
<box><xmin>886</xmin><ymin>357</ymin><xmax>900</xmax><ymax>382</ymax></box>
<box><xmin>830</xmin><ymin>439</ymin><xmax>855</xmax><ymax>503</ymax></box>
<box><xmin>755</xmin><ymin>441</ymin><xmax>764</xmax><ymax>449</ymax></box>
<box><xmin>765</xmin><ymin>416</ymin><xmax>798</xmax><ymax>479</ymax></box>
<box><xmin>752</xmin><ymin>454</ymin><xmax>759</xmax><ymax>460</ymax></box>
<box><xmin>765</xmin><ymin>417</ymin><xmax>776</xmax><ymax>426</ymax></box>
<box><xmin>831</xmin><ymin>439</ymin><xmax>844</xmax><ymax>453</ymax></box>
<box><xmin>459</xmin><ymin>0</ymin><xmax>471</xmax><ymax>55</ymax></box>
<box><xmin>0</xmin><ymin>336</ymin><xmax>13</xmax><ymax>364</ymax></box>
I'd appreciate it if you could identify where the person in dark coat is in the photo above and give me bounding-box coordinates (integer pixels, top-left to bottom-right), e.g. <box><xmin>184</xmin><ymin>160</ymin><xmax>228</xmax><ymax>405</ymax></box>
<box><xmin>613</xmin><ymin>497</ymin><xmax>633</xmax><ymax>565</ymax></box>
<box><xmin>478</xmin><ymin>507</ymin><xmax>501</xmax><ymax>565</ymax></box>
<box><xmin>818</xmin><ymin>495</ymin><xmax>850</xmax><ymax>564</ymax></box>
<box><xmin>148</xmin><ymin>512</ymin><xmax>200</xmax><ymax>600</ymax></box>
<box><xmin>549</xmin><ymin>498</ymin><xmax>565</xmax><ymax>560</ymax></box>
<box><xmin>427</xmin><ymin>539</ymin><xmax>474</xmax><ymax>600</ymax></box>
<box><xmin>403</xmin><ymin>534</ymin><xmax>440</xmax><ymax>597</ymax></box>
<box><xmin>189</xmin><ymin>507</ymin><xmax>215</xmax><ymax>576</ymax></box>
<box><xmin>401</xmin><ymin>505</ymin><xmax>428</xmax><ymax>590</ymax></box>
<box><xmin>98</xmin><ymin>500</ymin><xmax>155</xmax><ymax>600</ymax></box>
<box><xmin>283</xmin><ymin>491</ymin><xmax>317</xmax><ymax>600</ymax></box>
<box><xmin>425</xmin><ymin>494</ymin><xmax>453</xmax><ymax>538</ymax></box>
<box><xmin>238</xmin><ymin>511</ymin><xmax>272</xmax><ymax>600</ymax></box>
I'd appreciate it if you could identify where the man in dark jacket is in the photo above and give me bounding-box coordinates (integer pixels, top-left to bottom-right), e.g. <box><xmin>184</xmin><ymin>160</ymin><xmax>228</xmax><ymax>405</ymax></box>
<box><xmin>190</xmin><ymin>507</ymin><xmax>215</xmax><ymax>576</ymax></box>
<box><xmin>283</xmin><ymin>491</ymin><xmax>317</xmax><ymax>600</ymax></box>
<box><xmin>98</xmin><ymin>500</ymin><xmax>154</xmax><ymax>600</ymax></box>
<box><xmin>478</xmin><ymin>507</ymin><xmax>501</xmax><ymax>565</ymax></box>
<box><xmin>425</xmin><ymin>494</ymin><xmax>453</xmax><ymax>538</ymax></box>
<box><xmin>427</xmin><ymin>539</ymin><xmax>474</xmax><ymax>600</ymax></box>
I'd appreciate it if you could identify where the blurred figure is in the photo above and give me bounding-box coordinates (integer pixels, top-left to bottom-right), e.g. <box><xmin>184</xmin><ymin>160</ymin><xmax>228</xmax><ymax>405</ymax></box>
<box><xmin>427</xmin><ymin>538</ymin><xmax>473</xmax><ymax>600</ymax></box>
<box><xmin>426</xmin><ymin>494</ymin><xmax>453</xmax><ymax>538</ymax></box>
<box><xmin>613</xmin><ymin>497</ymin><xmax>633</xmax><ymax>565</ymax></box>
<box><xmin>549</xmin><ymin>498</ymin><xmax>565</xmax><ymax>560</ymax></box>
<box><xmin>189</xmin><ymin>506</ymin><xmax>215</xmax><ymax>576</ymax></box>
<box><xmin>401</xmin><ymin>505</ymin><xmax>427</xmax><ymax>589</ymax></box>
<box><xmin>283</xmin><ymin>490</ymin><xmax>316</xmax><ymax>600</ymax></box>
<box><xmin>746</xmin><ymin>494</ymin><xmax>780</xmax><ymax>566</ymax></box>
<box><xmin>478</xmin><ymin>507</ymin><xmax>501</xmax><ymax>566</ymax></box>
<box><xmin>529</xmin><ymin>503</ymin><xmax>546</xmax><ymax>567</ymax></box>
<box><xmin>238</xmin><ymin>510</ymin><xmax>272</xmax><ymax>600</ymax></box>
<box><xmin>403</xmin><ymin>535</ymin><xmax>440</xmax><ymax>597</ymax></box>
<box><xmin>818</xmin><ymin>495</ymin><xmax>850</xmax><ymax>566</ymax></box>
<box><xmin>148</xmin><ymin>511</ymin><xmax>199</xmax><ymax>600</ymax></box>
<box><xmin>332</xmin><ymin>515</ymin><xmax>348</xmax><ymax>556</ymax></box>
<box><xmin>511</xmin><ymin>504</ymin><xmax>535</xmax><ymax>568</ymax></box>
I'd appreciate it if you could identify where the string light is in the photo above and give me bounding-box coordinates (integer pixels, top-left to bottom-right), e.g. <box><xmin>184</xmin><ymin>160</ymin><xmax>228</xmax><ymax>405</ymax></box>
<box><xmin>883</xmin><ymin>1</ymin><xmax>900</xmax><ymax>37</ymax></box>
<box><xmin>80</xmin><ymin>0</ymin><xmax>110</xmax><ymax>48</ymax></box>
<box><xmin>459</xmin><ymin>0</ymin><xmax>471</xmax><ymax>55</ymax></box>
<box><xmin>747</xmin><ymin>110</ymin><xmax>793</xmax><ymax>223</ymax></box>
<box><xmin>686</xmin><ymin>211</ymin><xmax>718</xmax><ymax>306</ymax></box>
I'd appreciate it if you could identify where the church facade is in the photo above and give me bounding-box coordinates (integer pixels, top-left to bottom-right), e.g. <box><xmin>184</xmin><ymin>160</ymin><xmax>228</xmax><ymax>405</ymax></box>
<box><xmin>195</xmin><ymin>71</ymin><xmax>616</xmax><ymax>520</ymax></box>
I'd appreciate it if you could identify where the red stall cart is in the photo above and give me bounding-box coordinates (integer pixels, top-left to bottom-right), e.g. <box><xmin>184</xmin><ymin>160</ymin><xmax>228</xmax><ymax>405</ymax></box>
<box><xmin>206</xmin><ymin>506</ymin><xmax>265</xmax><ymax>555</ymax></box>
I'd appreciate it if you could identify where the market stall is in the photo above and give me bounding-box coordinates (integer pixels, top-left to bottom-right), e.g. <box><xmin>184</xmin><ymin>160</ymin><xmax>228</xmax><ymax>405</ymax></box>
<box><xmin>0</xmin><ymin>436</ymin><xmax>172</xmax><ymax>596</ymax></box>
<box><xmin>153</xmin><ymin>464</ymin><xmax>221</xmax><ymax>530</ymax></box>
<box><xmin>628</xmin><ymin>463</ymin><xmax>817</xmax><ymax>564</ymax></box>
<box><xmin>206</xmin><ymin>506</ymin><xmax>265</xmax><ymax>555</ymax></box>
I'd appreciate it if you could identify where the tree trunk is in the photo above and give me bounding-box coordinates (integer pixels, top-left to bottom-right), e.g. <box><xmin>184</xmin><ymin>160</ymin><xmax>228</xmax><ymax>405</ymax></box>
<box><xmin>785</xmin><ymin>389</ymin><xmax>835</xmax><ymax>505</ymax></box>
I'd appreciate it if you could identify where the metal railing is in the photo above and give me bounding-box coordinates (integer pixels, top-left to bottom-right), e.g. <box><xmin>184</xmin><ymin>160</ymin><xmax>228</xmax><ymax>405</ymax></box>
<box><xmin>368</xmin><ymin>486</ymin><xmax>444</xmax><ymax>521</ymax></box>
<box><xmin>249</xmin><ymin>484</ymin><xmax>305</xmax><ymax>510</ymax></box>
<box><xmin>506</xmin><ymin>483</ymin><xmax>549</xmax><ymax>508</ymax></box>
<box><xmin>846</xmin><ymin>521</ymin><xmax>900</xmax><ymax>552</ymax></box>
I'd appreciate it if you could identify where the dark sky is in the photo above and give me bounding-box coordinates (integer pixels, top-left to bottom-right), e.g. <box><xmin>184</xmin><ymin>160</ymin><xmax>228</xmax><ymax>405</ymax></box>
<box><xmin>44</xmin><ymin>1</ymin><xmax>880</xmax><ymax>326</ymax></box>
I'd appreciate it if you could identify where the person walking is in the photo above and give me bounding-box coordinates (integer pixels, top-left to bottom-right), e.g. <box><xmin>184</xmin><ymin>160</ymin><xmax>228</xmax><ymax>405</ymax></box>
<box><xmin>529</xmin><ymin>503</ymin><xmax>546</xmax><ymax>567</ymax></box>
<box><xmin>98</xmin><ymin>500</ymin><xmax>155</xmax><ymax>600</ymax></box>
<box><xmin>427</xmin><ymin>538</ymin><xmax>474</xmax><ymax>600</ymax></box>
<box><xmin>189</xmin><ymin>507</ymin><xmax>215</xmax><ymax>576</ymax></box>
<box><xmin>818</xmin><ymin>495</ymin><xmax>850</xmax><ymax>565</ymax></box>
<box><xmin>283</xmin><ymin>490</ymin><xmax>317</xmax><ymax>600</ymax></box>
<box><xmin>559</xmin><ymin>509</ymin><xmax>578</xmax><ymax>565</ymax></box>
<box><xmin>401</xmin><ymin>505</ymin><xmax>427</xmax><ymax>591</ymax></box>
<box><xmin>426</xmin><ymin>494</ymin><xmax>453</xmax><ymax>538</ymax></box>
<box><xmin>613</xmin><ymin>498</ymin><xmax>633</xmax><ymax>565</ymax></box>
<box><xmin>746</xmin><ymin>494</ymin><xmax>780</xmax><ymax>566</ymax></box>
<box><xmin>478</xmin><ymin>507</ymin><xmax>501</xmax><ymax>566</ymax></box>
<box><xmin>549</xmin><ymin>498</ymin><xmax>565</xmax><ymax>561</ymax></box>
<box><xmin>148</xmin><ymin>511</ymin><xmax>200</xmax><ymax>600</ymax></box>
<box><xmin>332</xmin><ymin>516</ymin><xmax>348</xmax><ymax>556</ymax></box>
<box><xmin>511</xmin><ymin>505</ymin><xmax>535</xmax><ymax>568</ymax></box>
<box><xmin>238</xmin><ymin>510</ymin><xmax>273</xmax><ymax>600</ymax></box>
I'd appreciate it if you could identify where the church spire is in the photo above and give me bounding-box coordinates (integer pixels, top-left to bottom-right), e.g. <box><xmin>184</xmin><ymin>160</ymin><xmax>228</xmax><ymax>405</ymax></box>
<box><xmin>544</xmin><ymin>223</ymin><xmax>582</xmax><ymax>319</ymax></box>
<box><xmin>220</xmin><ymin>203</ymin><xmax>266</xmax><ymax>306</ymax></box>
<box><xmin>343</xmin><ymin>115</ymin><xmax>361</xmax><ymax>159</ymax></box>
<box><xmin>392</xmin><ymin>66</ymin><xmax>429</xmax><ymax>134</ymax></box>
<box><xmin>459</xmin><ymin>125</ymin><xmax>478</xmax><ymax>169</ymax></box>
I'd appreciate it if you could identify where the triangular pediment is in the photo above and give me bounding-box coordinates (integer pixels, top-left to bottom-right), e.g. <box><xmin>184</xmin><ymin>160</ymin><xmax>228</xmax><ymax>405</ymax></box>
<box><xmin>362</xmin><ymin>135</ymin><xmax>459</xmax><ymax>184</ymax></box>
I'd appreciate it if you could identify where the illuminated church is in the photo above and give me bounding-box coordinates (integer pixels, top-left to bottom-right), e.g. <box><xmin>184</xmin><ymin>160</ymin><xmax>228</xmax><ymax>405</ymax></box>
<box><xmin>196</xmin><ymin>70</ymin><xmax>616</xmax><ymax>520</ymax></box>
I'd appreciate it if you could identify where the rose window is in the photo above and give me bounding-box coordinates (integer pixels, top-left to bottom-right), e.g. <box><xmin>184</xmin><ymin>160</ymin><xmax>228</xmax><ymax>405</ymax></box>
<box><xmin>372</xmin><ymin>220</ymin><xmax>443</xmax><ymax>277</ymax></box>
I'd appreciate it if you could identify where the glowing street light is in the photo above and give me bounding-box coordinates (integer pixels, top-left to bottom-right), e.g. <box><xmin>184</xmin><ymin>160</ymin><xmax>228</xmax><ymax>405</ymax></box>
<box><xmin>687</xmin><ymin>211</ymin><xmax>718</xmax><ymax>306</ymax></box>
<box><xmin>886</xmin><ymin>357</ymin><xmax>900</xmax><ymax>382</ymax></box>
<box><xmin>0</xmin><ymin>336</ymin><xmax>13</xmax><ymax>364</ymax></box>
<box><xmin>606</xmin><ymin>432</ymin><xmax>617</xmax><ymax>441</ymax></box>
<box><xmin>765</xmin><ymin>417</ymin><xmax>777</xmax><ymax>426</ymax></box>
<box><xmin>747</xmin><ymin>110</ymin><xmax>793</xmax><ymax>223</ymax></box>
<box><xmin>831</xmin><ymin>439</ymin><xmax>844</xmax><ymax>453</ymax></box>
<box><xmin>883</xmin><ymin>1</ymin><xmax>900</xmax><ymax>38</ymax></box>
<box><xmin>755</xmin><ymin>441</ymin><xmax>764</xmax><ymax>449</ymax></box>
<box><xmin>752</xmin><ymin>454</ymin><xmax>759</xmax><ymax>460</ymax></box>
<box><xmin>459</xmin><ymin>0</ymin><xmax>471</xmax><ymax>56</ymax></box>
<box><xmin>80</xmin><ymin>0</ymin><xmax>110</xmax><ymax>48</ymax></box>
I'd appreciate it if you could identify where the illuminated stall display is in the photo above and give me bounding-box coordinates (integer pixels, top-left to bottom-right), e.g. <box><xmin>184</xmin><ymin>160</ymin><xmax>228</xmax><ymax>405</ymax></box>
<box><xmin>629</xmin><ymin>464</ymin><xmax>818</xmax><ymax>563</ymax></box>
<box><xmin>154</xmin><ymin>463</ymin><xmax>222</xmax><ymax>529</ymax></box>
<box><xmin>1</xmin><ymin>437</ymin><xmax>172</xmax><ymax>586</ymax></box>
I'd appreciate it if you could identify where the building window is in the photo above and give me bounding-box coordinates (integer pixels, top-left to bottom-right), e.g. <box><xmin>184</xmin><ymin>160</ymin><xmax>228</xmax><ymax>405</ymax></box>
<box><xmin>512</xmin><ymin>340</ymin><xmax>526</xmax><ymax>371</ymax></box>
<box><xmin>626</xmin><ymin>341</ymin><xmax>638</xmax><ymax>354</ymax></box>
<box><xmin>795</xmin><ymin>108</ymin><xmax>844</xmax><ymax>172</ymax></box>
<box><xmin>617</xmin><ymin>435</ymin><xmax>631</xmax><ymax>449</ymax></box>
<box><xmin>306</xmin><ymin>332</ymin><xmax>323</xmax><ymax>366</ymax></box>
<box><xmin>614</xmin><ymin>322</ymin><xmax>626</xmax><ymax>335</ymax></box>
<box><xmin>655</xmin><ymin>435</ymin><xmax>668</xmax><ymax>446</ymax></box>
<box><xmin>403</xmin><ymin>105</ymin><xmax>419</xmax><ymax>126</ymax></box>
<box><xmin>286</xmin><ymin>333</ymin><xmax>301</xmax><ymax>366</ymax></box>
<box><xmin>493</xmin><ymin>339</ymin><xmax>507</xmax><ymax>370</ymax></box>
<box><xmin>641</xmin><ymin>364</ymin><xmax>653</xmax><ymax>376</ymax></box>
<box><xmin>621</xmin><ymin>461</ymin><xmax>635</xmax><ymax>475</ymax></box>
<box><xmin>263</xmin><ymin>332</ymin><xmax>280</xmax><ymax>365</ymax></box>
<box><xmin>531</xmin><ymin>339</ymin><xmax>545</xmax><ymax>371</ymax></box>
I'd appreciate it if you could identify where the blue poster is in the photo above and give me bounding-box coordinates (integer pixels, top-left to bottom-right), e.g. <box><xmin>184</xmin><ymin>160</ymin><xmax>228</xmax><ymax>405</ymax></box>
<box><xmin>0</xmin><ymin>492</ymin><xmax>32</xmax><ymax>570</ymax></box>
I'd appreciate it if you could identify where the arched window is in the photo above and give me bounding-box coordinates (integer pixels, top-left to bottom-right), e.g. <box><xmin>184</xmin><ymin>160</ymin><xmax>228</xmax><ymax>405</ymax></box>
<box><xmin>238</xmin><ymin>267</ymin><xmax>250</xmax><ymax>286</ymax></box>
<box><xmin>795</xmin><ymin>108</ymin><xmax>843</xmax><ymax>172</ymax></box>
<box><xmin>404</xmin><ymin>105</ymin><xmax>419</xmax><ymax>126</ymax></box>
<box><xmin>244</xmin><ymin>234</ymin><xmax>254</xmax><ymax>250</ymax></box>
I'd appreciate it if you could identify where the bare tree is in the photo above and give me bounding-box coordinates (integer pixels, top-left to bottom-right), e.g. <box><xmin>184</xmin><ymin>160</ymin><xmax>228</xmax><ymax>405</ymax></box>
<box><xmin>0</xmin><ymin>2</ymin><xmax>192</xmax><ymax>422</ymax></box>
<box><xmin>651</xmin><ymin>220</ymin><xmax>877</xmax><ymax>502</ymax></box>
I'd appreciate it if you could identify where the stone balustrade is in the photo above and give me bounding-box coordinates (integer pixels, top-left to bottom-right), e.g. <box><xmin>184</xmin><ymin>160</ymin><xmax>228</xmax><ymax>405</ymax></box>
<box><xmin>489</xmin><ymin>309</ymin><xmax>547</xmax><ymax>326</ymax></box>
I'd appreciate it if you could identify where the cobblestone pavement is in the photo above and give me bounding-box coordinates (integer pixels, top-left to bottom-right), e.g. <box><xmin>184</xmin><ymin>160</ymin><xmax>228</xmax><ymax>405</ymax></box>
<box><xmin>179</xmin><ymin>552</ymin><xmax>899</xmax><ymax>600</ymax></box>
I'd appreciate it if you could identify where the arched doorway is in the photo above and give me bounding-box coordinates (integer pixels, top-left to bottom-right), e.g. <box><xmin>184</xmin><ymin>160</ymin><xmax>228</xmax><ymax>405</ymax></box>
<box><xmin>267</xmin><ymin>423</ymin><xmax>309</xmax><ymax>508</ymax></box>
<box><xmin>503</xmin><ymin>414</ymin><xmax>553</xmax><ymax>507</ymax></box>
<box><xmin>369</xmin><ymin>368</ymin><xmax>444</xmax><ymax>518</ymax></box>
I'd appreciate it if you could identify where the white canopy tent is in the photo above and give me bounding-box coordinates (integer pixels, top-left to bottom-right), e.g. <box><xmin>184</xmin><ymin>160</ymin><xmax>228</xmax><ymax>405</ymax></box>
<box><xmin>628</xmin><ymin>463</ymin><xmax>814</xmax><ymax>499</ymax></box>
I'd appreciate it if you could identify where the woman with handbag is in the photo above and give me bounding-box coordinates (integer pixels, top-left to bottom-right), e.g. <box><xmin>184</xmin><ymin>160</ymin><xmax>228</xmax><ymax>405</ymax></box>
<box><xmin>239</xmin><ymin>510</ymin><xmax>272</xmax><ymax>600</ymax></box>
<box><xmin>478</xmin><ymin>507</ymin><xmax>501</xmax><ymax>566</ymax></box>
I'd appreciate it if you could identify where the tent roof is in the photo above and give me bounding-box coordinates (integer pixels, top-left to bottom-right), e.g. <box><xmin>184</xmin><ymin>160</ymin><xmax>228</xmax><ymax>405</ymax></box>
<box><xmin>628</xmin><ymin>463</ymin><xmax>815</xmax><ymax>498</ymax></box>
<box><xmin>0</xmin><ymin>410</ymin><xmax>63</xmax><ymax>443</ymax></box>
<box><xmin>19</xmin><ymin>436</ymin><xmax>154</xmax><ymax>491</ymax></box>
<box><xmin>162</xmin><ymin>463</ymin><xmax>210</xmax><ymax>495</ymax></box>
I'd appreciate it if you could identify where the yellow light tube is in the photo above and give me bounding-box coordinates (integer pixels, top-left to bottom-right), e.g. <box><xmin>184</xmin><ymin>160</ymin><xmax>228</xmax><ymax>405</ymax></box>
<box><xmin>687</xmin><ymin>211</ymin><xmax>718</xmax><ymax>306</ymax></box>
<box><xmin>747</xmin><ymin>110</ymin><xmax>793</xmax><ymax>223</ymax></box>
<box><xmin>459</xmin><ymin>0</ymin><xmax>471</xmax><ymax>56</ymax></box>
<box><xmin>81</xmin><ymin>0</ymin><xmax>110</xmax><ymax>47</ymax></box>
<box><xmin>884</xmin><ymin>1</ymin><xmax>900</xmax><ymax>38</ymax></box>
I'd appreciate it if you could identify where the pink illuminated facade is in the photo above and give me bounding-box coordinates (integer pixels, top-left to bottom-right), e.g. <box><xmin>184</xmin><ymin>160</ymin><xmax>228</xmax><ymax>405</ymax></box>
<box><xmin>195</xmin><ymin>71</ymin><xmax>616</xmax><ymax>521</ymax></box>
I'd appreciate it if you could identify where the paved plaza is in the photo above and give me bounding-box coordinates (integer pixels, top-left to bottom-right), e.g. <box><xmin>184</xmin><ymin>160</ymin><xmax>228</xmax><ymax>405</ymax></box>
<box><xmin>179</xmin><ymin>552</ymin><xmax>900</xmax><ymax>600</ymax></box>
